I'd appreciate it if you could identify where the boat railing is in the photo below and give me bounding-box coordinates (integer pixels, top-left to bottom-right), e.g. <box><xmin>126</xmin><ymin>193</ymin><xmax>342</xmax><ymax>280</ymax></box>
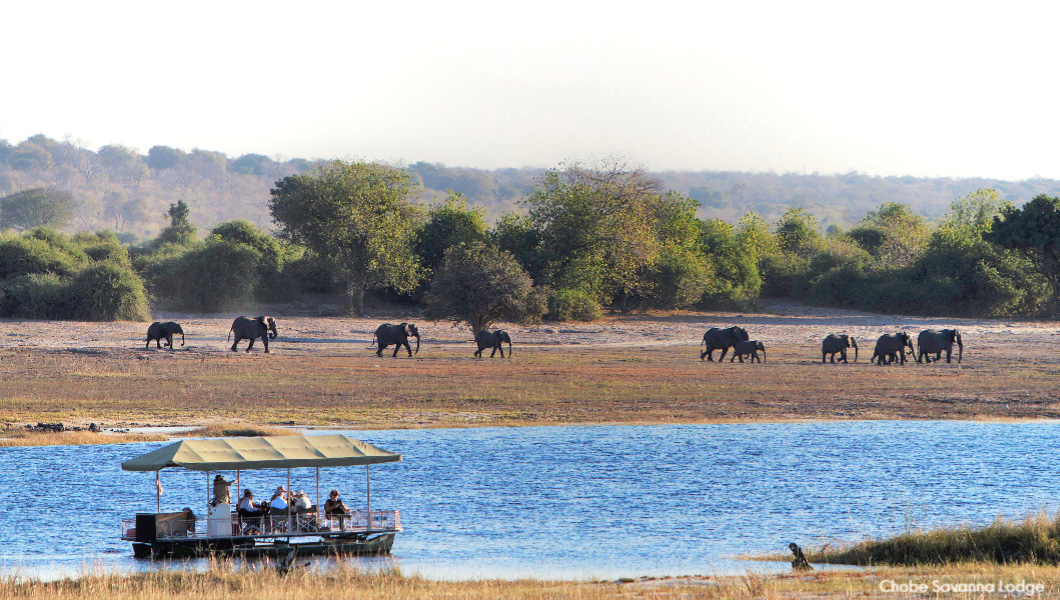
<box><xmin>121</xmin><ymin>509</ymin><xmax>401</xmax><ymax>541</ymax></box>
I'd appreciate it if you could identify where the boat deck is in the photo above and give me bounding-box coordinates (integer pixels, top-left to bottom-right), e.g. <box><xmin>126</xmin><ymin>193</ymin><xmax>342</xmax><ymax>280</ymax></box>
<box><xmin>122</xmin><ymin>509</ymin><xmax>400</xmax><ymax>542</ymax></box>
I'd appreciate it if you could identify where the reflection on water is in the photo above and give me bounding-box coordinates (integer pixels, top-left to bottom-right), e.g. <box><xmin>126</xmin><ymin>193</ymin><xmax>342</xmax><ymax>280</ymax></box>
<box><xmin>2</xmin><ymin>421</ymin><xmax>1059</xmax><ymax>580</ymax></box>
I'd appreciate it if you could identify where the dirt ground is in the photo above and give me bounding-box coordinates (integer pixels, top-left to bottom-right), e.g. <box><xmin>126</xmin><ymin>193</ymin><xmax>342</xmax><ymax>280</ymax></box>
<box><xmin>0</xmin><ymin>300</ymin><xmax>1057</xmax><ymax>429</ymax></box>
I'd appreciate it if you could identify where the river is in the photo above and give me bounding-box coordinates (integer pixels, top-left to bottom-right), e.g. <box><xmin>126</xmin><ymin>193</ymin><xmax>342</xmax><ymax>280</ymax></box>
<box><xmin>2</xmin><ymin>421</ymin><xmax>1056</xmax><ymax>580</ymax></box>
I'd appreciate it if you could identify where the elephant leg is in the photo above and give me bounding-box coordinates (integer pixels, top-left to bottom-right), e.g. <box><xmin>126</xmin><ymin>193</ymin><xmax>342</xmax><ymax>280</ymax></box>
<box><xmin>405</xmin><ymin>341</ymin><xmax>413</xmax><ymax>357</ymax></box>
<box><xmin>840</xmin><ymin>350</ymin><xmax>847</xmax><ymax>363</ymax></box>
<box><xmin>719</xmin><ymin>348</ymin><xmax>729</xmax><ymax>362</ymax></box>
<box><xmin>377</xmin><ymin>344</ymin><xmax>385</xmax><ymax>357</ymax></box>
<box><xmin>155</xmin><ymin>339</ymin><xmax>162</xmax><ymax>349</ymax></box>
<box><xmin>263</xmin><ymin>338</ymin><xmax>269</xmax><ymax>353</ymax></box>
<box><xmin>498</xmin><ymin>345</ymin><xmax>505</xmax><ymax>358</ymax></box>
<box><xmin>231</xmin><ymin>336</ymin><xmax>242</xmax><ymax>352</ymax></box>
<box><xmin>945</xmin><ymin>349</ymin><xmax>951</xmax><ymax>363</ymax></box>
<box><xmin>246</xmin><ymin>337</ymin><xmax>256</xmax><ymax>352</ymax></box>
<box><xmin>703</xmin><ymin>349</ymin><xmax>714</xmax><ymax>362</ymax></box>
<box><xmin>822</xmin><ymin>352</ymin><xmax>827</xmax><ymax>364</ymax></box>
<box><xmin>474</xmin><ymin>347</ymin><xmax>482</xmax><ymax>357</ymax></box>
<box><xmin>490</xmin><ymin>346</ymin><xmax>497</xmax><ymax>358</ymax></box>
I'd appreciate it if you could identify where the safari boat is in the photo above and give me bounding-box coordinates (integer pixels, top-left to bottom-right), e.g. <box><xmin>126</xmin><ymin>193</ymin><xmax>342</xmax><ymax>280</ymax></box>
<box><xmin>120</xmin><ymin>435</ymin><xmax>402</xmax><ymax>559</ymax></box>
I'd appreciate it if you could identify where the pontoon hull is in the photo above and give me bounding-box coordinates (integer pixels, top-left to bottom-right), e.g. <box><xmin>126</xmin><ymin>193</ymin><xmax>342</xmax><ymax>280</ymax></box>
<box><xmin>134</xmin><ymin>532</ymin><xmax>395</xmax><ymax>559</ymax></box>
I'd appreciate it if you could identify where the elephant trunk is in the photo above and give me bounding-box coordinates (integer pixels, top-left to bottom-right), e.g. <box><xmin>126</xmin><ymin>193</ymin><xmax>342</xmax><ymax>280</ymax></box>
<box><xmin>507</xmin><ymin>338</ymin><xmax>513</xmax><ymax>359</ymax></box>
<box><xmin>414</xmin><ymin>333</ymin><xmax>420</xmax><ymax>355</ymax></box>
<box><xmin>956</xmin><ymin>335</ymin><xmax>963</xmax><ymax>364</ymax></box>
<box><xmin>852</xmin><ymin>342</ymin><xmax>858</xmax><ymax>363</ymax></box>
<box><xmin>760</xmin><ymin>348</ymin><xmax>766</xmax><ymax>363</ymax></box>
<box><xmin>180</xmin><ymin>331</ymin><xmax>185</xmax><ymax>347</ymax></box>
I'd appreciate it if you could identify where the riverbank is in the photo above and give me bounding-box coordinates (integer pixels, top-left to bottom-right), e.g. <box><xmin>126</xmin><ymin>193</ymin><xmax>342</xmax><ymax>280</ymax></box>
<box><xmin>0</xmin><ymin>302</ymin><xmax>1055</xmax><ymax>428</ymax></box>
<box><xmin>8</xmin><ymin>562</ymin><xmax>1060</xmax><ymax>599</ymax></box>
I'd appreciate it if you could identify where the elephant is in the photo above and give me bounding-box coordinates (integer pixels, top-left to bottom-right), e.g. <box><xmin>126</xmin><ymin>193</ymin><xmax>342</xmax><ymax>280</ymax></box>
<box><xmin>870</xmin><ymin>332</ymin><xmax>914</xmax><ymax>366</ymax></box>
<box><xmin>916</xmin><ymin>329</ymin><xmax>963</xmax><ymax>364</ymax></box>
<box><xmin>146</xmin><ymin>321</ymin><xmax>185</xmax><ymax>349</ymax></box>
<box><xmin>821</xmin><ymin>334</ymin><xmax>858</xmax><ymax>363</ymax></box>
<box><xmin>228</xmin><ymin>316</ymin><xmax>278</xmax><ymax>353</ymax></box>
<box><xmin>731</xmin><ymin>340</ymin><xmax>766</xmax><ymax>363</ymax></box>
<box><xmin>373</xmin><ymin>323</ymin><xmax>420</xmax><ymax>357</ymax></box>
<box><xmin>700</xmin><ymin>326</ymin><xmax>750</xmax><ymax>362</ymax></box>
<box><xmin>474</xmin><ymin>329</ymin><xmax>512</xmax><ymax>358</ymax></box>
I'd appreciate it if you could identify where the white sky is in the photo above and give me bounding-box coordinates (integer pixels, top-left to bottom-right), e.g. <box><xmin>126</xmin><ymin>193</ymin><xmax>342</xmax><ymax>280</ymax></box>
<box><xmin>1</xmin><ymin>0</ymin><xmax>1057</xmax><ymax>179</ymax></box>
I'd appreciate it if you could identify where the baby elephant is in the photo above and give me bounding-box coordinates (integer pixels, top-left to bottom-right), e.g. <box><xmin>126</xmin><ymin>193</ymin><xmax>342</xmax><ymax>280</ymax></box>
<box><xmin>474</xmin><ymin>329</ymin><xmax>512</xmax><ymax>358</ymax></box>
<box><xmin>146</xmin><ymin>321</ymin><xmax>185</xmax><ymax>349</ymax></box>
<box><xmin>730</xmin><ymin>340</ymin><xmax>766</xmax><ymax>363</ymax></box>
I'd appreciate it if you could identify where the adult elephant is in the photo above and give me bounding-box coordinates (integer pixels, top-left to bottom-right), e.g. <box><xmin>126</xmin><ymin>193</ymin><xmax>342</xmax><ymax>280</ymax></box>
<box><xmin>917</xmin><ymin>329</ymin><xmax>963</xmax><ymax>364</ymax></box>
<box><xmin>373</xmin><ymin>323</ymin><xmax>420</xmax><ymax>357</ymax></box>
<box><xmin>821</xmin><ymin>334</ymin><xmax>857</xmax><ymax>363</ymax></box>
<box><xmin>228</xmin><ymin>316</ymin><xmax>278</xmax><ymax>353</ymax></box>
<box><xmin>870</xmin><ymin>332</ymin><xmax>914</xmax><ymax>366</ymax></box>
<box><xmin>731</xmin><ymin>340</ymin><xmax>766</xmax><ymax>363</ymax></box>
<box><xmin>146</xmin><ymin>321</ymin><xmax>185</xmax><ymax>349</ymax></box>
<box><xmin>700</xmin><ymin>326</ymin><xmax>749</xmax><ymax>362</ymax></box>
<box><xmin>474</xmin><ymin>329</ymin><xmax>512</xmax><ymax>358</ymax></box>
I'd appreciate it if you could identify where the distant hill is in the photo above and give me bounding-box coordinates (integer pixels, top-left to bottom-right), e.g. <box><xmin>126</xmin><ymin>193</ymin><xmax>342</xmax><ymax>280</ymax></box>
<box><xmin>4</xmin><ymin>134</ymin><xmax>1060</xmax><ymax>239</ymax></box>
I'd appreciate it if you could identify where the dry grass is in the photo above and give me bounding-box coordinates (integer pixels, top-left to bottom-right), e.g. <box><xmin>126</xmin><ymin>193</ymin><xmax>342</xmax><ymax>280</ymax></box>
<box><xmin>0</xmin><ymin>339</ymin><xmax>1054</xmax><ymax>429</ymax></box>
<box><xmin>0</xmin><ymin>428</ymin><xmax>168</xmax><ymax>447</ymax></box>
<box><xmin>179</xmin><ymin>424</ymin><xmax>299</xmax><ymax>438</ymax></box>
<box><xmin>7</xmin><ymin>561</ymin><xmax>1060</xmax><ymax>599</ymax></box>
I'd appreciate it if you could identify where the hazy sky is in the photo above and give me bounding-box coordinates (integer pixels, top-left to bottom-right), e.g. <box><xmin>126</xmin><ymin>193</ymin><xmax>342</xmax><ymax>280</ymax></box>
<box><xmin>1</xmin><ymin>1</ymin><xmax>1056</xmax><ymax>179</ymax></box>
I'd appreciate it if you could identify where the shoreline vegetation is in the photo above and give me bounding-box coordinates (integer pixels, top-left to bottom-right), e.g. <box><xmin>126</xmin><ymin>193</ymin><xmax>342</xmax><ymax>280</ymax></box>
<box><xmin>8</xmin><ymin>562</ymin><xmax>1060</xmax><ymax>599</ymax></box>
<box><xmin>801</xmin><ymin>513</ymin><xmax>1060</xmax><ymax>567</ymax></box>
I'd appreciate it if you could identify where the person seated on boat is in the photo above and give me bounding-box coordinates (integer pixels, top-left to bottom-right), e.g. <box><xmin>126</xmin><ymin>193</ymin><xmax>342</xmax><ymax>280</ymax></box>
<box><xmin>324</xmin><ymin>489</ymin><xmax>350</xmax><ymax>530</ymax></box>
<box><xmin>237</xmin><ymin>489</ymin><xmax>262</xmax><ymax>533</ymax></box>
<box><xmin>267</xmin><ymin>486</ymin><xmax>290</xmax><ymax>531</ymax></box>
<box><xmin>179</xmin><ymin>507</ymin><xmax>196</xmax><ymax>535</ymax></box>
<box><xmin>292</xmin><ymin>490</ymin><xmax>313</xmax><ymax>514</ymax></box>
<box><xmin>212</xmin><ymin>474</ymin><xmax>234</xmax><ymax>506</ymax></box>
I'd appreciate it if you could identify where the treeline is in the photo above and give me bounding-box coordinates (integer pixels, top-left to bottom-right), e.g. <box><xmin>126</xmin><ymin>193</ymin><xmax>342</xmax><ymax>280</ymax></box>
<box><xmin>2</xmin><ymin>157</ymin><xmax>1059</xmax><ymax>323</ymax></box>
<box><xmin>13</xmin><ymin>134</ymin><xmax>1060</xmax><ymax>239</ymax></box>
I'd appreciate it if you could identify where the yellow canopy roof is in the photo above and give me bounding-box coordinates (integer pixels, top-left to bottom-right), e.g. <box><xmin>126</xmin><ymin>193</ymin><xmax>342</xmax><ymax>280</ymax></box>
<box><xmin>121</xmin><ymin>435</ymin><xmax>402</xmax><ymax>472</ymax></box>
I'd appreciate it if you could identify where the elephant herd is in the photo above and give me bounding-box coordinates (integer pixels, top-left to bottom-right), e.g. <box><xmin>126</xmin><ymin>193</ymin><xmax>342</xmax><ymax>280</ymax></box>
<box><xmin>699</xmin><ymin>326</ymin><xmax>963</xmax><ymax>365</ymax></box>
<box><xmin>144</xmin><ymin>317</ymin><xmax>514</xmax><ymax>359</ymax></box>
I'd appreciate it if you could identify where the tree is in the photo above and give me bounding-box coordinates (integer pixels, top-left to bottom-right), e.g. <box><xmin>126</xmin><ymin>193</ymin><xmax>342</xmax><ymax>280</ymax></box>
<box><xmin>146</xmin><ymin>145</ymin><xmax>184</xmax><ymax>170</ymax></box>
<box><xmin>97</xmin><ymin>144</ymin><xmax>148</xmax><ymax>183</ymax></box>
<box><xmin>0</xmin><ymin>187</ymin><xmax>75</xmax><ymax>230</ymax></box>
<box><xmin>987</xmin><ymin>194</ymin><xmax>1060</xmax><ymax>313</ymax></box>
<box><xmin>269</xmin><ymin>160</ymin><xmax>423</xmax><ymax>314</ymax></box>
<box><xmin>155</xmin><ymin>200</ymin><xmax>197</xmax><ymax>246</ymax></box>
<box><xmin>526</xmin><ymin>159</ymin><xmax>665</xmax><ymax>310</ymax></box>
<box><xmin>417</xmin><ymin>192</ymin><xmax>488</xmax><ymax>273</ymax></box>
<box><xmin>422</xmin><ymin>241</ymin><xmax>546</xmax><ymax>332</ymax></box>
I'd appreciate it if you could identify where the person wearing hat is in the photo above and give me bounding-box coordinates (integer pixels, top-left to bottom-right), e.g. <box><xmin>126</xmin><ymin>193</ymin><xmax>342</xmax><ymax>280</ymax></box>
<box><xmin>324</xmin><ymin>489</ymin><xmax>350</xmax><ymax>531</ymax></box>
<box><xmin>212</xmin><ymin>475</ymin><xmax>234</xmax><ymax>505</ymax></box>
<box><xmin>237</xmin><ymin>489</ymin><xmax>262</xmax><ymax>534</ymax></box>
<box><xmin>270</xmin><ymin>486</ymin><xmax>289</xmax><ymax>511</ymax></box>
<box><xmin>292</xmin><ymin>490</ymin><xmax>313</xmax><ymax>514</ymax></box>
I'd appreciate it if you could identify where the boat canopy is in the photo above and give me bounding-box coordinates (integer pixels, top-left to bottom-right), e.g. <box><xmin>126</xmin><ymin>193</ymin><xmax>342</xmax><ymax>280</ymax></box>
<box><xmin>121</xmin><ymin>435</ymin><xmax>402</xmax><ymax>472</ymax></box>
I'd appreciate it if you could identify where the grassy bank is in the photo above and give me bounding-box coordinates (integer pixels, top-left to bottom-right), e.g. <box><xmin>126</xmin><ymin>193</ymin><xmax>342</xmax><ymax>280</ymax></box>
<box><xmin>0</xmin><ymin>340</ymin><xmax>1056</xmax><ymax>429</ymax></box>
<box><xmin>806</xmin><ymin>513</ymin><xmax>1060</xmax><ymax>567</ymax></box>
<box><xmin>0</xmin><ymin>429</ymin><xmax>168</xmax><ymax>447</ymax></box>
<box><xmin>179</xmin><ymin>424</ymin><xmax>298</xmax><ymax>438</ymax></box>
<box><xmin>8</xmin><ymin>562</ymin><xmax>1060</xmax><ymax>599</ymax></box>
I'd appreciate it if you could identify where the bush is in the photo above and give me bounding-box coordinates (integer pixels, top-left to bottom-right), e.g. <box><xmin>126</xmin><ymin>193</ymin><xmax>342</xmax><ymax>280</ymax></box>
<box><xmin>0</xmin><ymin>235</ymin><xmax>88</xmax><ymax>279</ymax></box>
<box><xmin>0</xmin><ymin>273</ymin><xmax>75</xmax><ymax>319</ymax></box>
<box><xmin>547</xmin><ymin>288</ymin><xmax>601</xmax><ymax>321</ymax></box>
<box><xmin>71</xmin><ymin>261</ymin><xmax>151</xmax><ymax>321</ymax></box>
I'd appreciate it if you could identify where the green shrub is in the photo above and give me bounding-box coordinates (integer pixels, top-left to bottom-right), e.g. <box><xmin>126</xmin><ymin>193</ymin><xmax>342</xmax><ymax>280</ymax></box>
<box><xmin>547</xmin><ymin>288</ymin><xmax>601</xmax><ymax>321</ymax></box>
<box><xmin>0</xmin><ymin>273</ymin><xmax>75</xmax><ymax>319</ymax></box>
<box><xmin>71</xmin><ymin>261</ymin><xmax>151</xmax><ymax>321</ymax></box>
<box><xmin>0</xmin><ymin>236</ymin><xmax>87</xmax><ymax>279</ymax></box>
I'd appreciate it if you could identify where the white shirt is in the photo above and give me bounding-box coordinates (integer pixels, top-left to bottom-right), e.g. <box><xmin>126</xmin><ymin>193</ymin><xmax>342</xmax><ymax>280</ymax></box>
<box><xmin>238</xmin><ymin>497</ymin><xmax>259</xmax><ymax>512</ymax></box>
<box><xmin>294</xmin><ymin>495</ymin><xmax>311</xmax><ymax>511</ymax></box>
<box><xmin>270</xmin><ymin>496</ymin><xmax>289</xmax><ymax>510</ymax></box>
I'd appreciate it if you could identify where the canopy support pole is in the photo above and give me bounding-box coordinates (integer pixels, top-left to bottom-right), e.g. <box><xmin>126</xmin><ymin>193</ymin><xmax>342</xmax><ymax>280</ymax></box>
<box><xmin>156</xmin><ymin>471</ymin><xmax>161</xmax><ymax>513</ymax></box>
<box><xmin>315</xmin><ymin>468</ymin><xmax>320</xmax><ymax>519</ymax></box>
<box><xmin>366</xmin><ymin>463</ymin><xmax>371</xmax><ymax>531</ymax></box>
<box><xmin>287</xmin><ymin>468</ymin><xmax>292</xmax><ymax>536</ymax></box>
<box><xmin>236</xmin><ymin>470</ymin><xmax>240</xmax><ymax>502</ymax></box>
<box><xmin>206</xmin><ymin>470</ymin><xmax>210</xmax><ymax>507</ymax></box>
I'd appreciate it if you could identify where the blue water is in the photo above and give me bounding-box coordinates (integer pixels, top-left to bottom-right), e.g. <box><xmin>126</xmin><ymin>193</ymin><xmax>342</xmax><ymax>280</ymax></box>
<box><xmin>1</xmin><ymin>421</ymin><xmax>1058</xmax><ymax>580</ymax></box>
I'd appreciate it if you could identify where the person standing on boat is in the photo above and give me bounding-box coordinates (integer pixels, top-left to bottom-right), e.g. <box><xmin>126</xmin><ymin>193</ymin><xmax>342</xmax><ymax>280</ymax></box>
<box><xmin>212</xmin><ymin>474</ymin><xmax>234</xmax><ymax>505</ymax></box>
